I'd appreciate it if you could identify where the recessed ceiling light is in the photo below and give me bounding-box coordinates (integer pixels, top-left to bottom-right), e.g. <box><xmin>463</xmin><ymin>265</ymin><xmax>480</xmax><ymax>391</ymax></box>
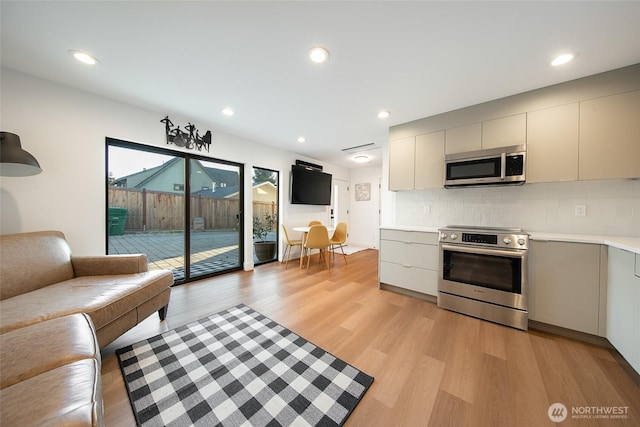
<box><xmin>68</xmin><ymin>50</ymin><xmax>99</xmax><ymax>65</ymax></box>
<box><xmin>551</xmin><ymin>52</ymin><xmax>576</xmax><ymax>67</ymax></box>
<box><xmin>297</xmin><ymin>137</ymin><xmax>306</xmax><ymax>143</ymax></box>
<box><xmin>309</xmin><ymin>46</ymin><xmax>330</xmax><ymax>63</ymax></box>
<box><xmin>353</xmin><ymin>155</ymin><xmax>370</xmax><ymax>163</ymax></box>
<box><xmin>222</xmin><ymin>108</ymin><xmax>234</xmax><ymax>116</ymax></box>
<box><xmin>377</xmin><ymin>110</ymin><xmax>390</xmax><ymax>119</ymax></box>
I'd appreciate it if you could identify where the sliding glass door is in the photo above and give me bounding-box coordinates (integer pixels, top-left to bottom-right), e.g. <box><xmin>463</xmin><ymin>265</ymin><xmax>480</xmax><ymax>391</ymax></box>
<box><xmin>107</xmin><ymin>139</ymin><xmax>243</xmax><ymax>284</ymax></box>
<box><xmin>189</xmin><ymin>158</ymin><xmax>241</xmax><ymax>279</ymax></box>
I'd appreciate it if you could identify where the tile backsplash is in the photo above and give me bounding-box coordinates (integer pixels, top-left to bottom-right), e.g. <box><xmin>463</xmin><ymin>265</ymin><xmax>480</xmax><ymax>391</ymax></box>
<box><xmin>395</xmin><ymin>179</ymin><xmax>640</xmax><ymax>237</ymax></box>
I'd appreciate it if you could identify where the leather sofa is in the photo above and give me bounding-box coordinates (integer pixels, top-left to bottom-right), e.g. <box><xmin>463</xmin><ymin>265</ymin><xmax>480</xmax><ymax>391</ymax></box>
<box><xmin>0</xmin><ymin>230</ymin><xmax>174</xmax><ymax>426</ymax></box>
<box><xmin>1</xmin><ymin>314</ymin><xmax>103</xmax><ymax>426</ymax></box>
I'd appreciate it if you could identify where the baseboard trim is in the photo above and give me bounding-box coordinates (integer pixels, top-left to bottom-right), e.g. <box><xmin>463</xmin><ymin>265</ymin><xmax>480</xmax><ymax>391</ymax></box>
<box><xmin>528</xmin><ymin>320</ymin><xmax>611</xmax><ymax>348</ymax></box>
<box><xmin>528</xmin><ymin>321</ymin><xmax>640</xmax><ymax>386</ymax></box>
<box><xmin>379</xmin><ymin>283</ymin><xmax>437</xmax><ymax>304</ymax></box>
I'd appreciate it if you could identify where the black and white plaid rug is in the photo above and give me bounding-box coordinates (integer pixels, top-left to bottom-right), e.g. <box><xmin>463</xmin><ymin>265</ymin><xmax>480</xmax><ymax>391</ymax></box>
<box><xmin>117</xmin><ymin>304</ymin><xmax>373</xmax><ymax>426</ymax></box>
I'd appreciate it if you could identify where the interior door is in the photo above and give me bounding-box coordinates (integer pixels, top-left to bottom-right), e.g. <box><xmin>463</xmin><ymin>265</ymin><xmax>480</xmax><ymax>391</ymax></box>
<box><xmin>332</xmin><ymin>178</ymin><xmax>349</xmax><ymax>232</ymax></box>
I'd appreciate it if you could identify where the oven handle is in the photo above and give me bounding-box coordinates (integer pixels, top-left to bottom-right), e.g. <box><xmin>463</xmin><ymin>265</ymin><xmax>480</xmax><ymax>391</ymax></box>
<box><xmin>440</xmin><ymin>243</ymin><xmax>526</xmax><ymax>259</ymax></box>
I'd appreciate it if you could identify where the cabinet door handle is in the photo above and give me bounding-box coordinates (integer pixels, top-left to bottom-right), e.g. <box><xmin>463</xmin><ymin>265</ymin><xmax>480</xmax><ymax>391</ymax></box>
<box><xmin>402</xmin><ymin>264</ymin><xmax>412</xmax><ymax>268</ymax></box>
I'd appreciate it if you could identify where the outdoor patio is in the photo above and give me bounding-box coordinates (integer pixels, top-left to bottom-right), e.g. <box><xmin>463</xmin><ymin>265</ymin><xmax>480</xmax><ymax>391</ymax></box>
<box><xmin>108</xmin><ymin>231</ymin><xmax>247</xmax><ymax>282</ymax></box>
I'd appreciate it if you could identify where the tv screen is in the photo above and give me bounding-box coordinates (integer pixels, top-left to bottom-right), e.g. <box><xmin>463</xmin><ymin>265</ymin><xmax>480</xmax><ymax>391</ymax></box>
<box><xmin>290</xmin><ymin>165</ymin><xmax>332</xmax><ymax>205</ymax></box>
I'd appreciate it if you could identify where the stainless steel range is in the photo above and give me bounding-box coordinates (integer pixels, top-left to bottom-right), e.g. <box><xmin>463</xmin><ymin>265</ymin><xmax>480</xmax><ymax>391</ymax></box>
<box><xmin>438</xmin><ymin>226</ymin><xmax>529</xmax><ymax>330</ymax></box>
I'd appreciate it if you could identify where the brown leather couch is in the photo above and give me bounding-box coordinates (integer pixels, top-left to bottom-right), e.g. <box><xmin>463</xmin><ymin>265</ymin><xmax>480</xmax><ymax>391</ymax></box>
<box><xmin>1</xmin><ymin>314</ymin><xmax>103</xmax><ymax>426</ymax></box>
<box><xmin>0</xmin><ymin>230</ymin><xmax>173</xmax><ymax>347</ymax></box>
<box><xmin>0</xmin><ymin>230</ymin><xmax>174</xmax><ymax>426</ymax></box>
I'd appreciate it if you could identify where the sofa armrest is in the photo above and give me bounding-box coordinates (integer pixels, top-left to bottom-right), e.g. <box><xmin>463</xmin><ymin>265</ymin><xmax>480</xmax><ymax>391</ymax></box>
<box><xmin>71</xmin><ymin>254</ymin><xmax>148</xmax><ymax>276</ymax></box>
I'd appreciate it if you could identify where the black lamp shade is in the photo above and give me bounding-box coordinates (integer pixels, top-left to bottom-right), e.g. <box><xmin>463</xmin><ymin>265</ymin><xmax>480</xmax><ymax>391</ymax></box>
<box><xmin>0</xmin><ymin>132</ymin><xmax>42</xmax><ymax>176</ymax></box>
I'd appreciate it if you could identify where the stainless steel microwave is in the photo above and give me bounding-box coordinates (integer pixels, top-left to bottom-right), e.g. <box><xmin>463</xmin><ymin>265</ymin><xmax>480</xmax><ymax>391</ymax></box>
<box><xmin>444</xmin><ymin>144</ymin><xmax>526</xmax><ymax>188</ymax></box>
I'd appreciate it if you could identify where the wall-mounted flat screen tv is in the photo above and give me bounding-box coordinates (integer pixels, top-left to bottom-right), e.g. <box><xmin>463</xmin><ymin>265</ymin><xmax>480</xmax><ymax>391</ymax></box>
<box><xmin>290</xmin><ymin>165</ymin><xmax>332</xmax><ymax>205</ymax></box>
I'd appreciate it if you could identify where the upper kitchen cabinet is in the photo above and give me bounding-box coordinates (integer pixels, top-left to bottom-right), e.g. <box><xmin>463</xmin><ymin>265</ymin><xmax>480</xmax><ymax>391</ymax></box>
<box><xmin>445</xmin><ymin>123</ymin><xmax>481</xmax><ymax>154</ymax></box>
<box><xmin>481</xmin><ymin>113</ymin><xmax>527</xmax><ymax>149</ymax></box>
<box><xmin>579</xmin><ymin>90</ymin><xmax>640</xmax><ymax>180</ymax></box>
<box><xmin>389</xmin><ymin>131</ymin><xmax>444</xmax><ymax>190</ymax></box>
<box><xmin>389</xmin><ymin>136</ymin><xmax>415</xmax><ymax>190</ymax></box>
<box><xmin>415</xmin><ymin>131</ymin><xmax>444</xmax><ymax>189</ymax></box>
<box><xmin>526</xmin><ymin>103</ymin><xmax>579</xmax><ymax>183</ymax></box>
<box><xmin>389</xmin><ymin>65</ymin><xmax>640</xmax><ymax>188</ymax></box>
<box><xmin>444</xmin><ymin>115</ymin><xmax>526</xmax><ymax>155</ymax></box>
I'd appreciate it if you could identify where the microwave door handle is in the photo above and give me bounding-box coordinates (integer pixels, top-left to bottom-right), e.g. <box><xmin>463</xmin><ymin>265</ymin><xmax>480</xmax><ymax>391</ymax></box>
<box><xmin>500</xmin><ymin>152</ymin><xmax>506</xmax><ymax>180</ymax></box>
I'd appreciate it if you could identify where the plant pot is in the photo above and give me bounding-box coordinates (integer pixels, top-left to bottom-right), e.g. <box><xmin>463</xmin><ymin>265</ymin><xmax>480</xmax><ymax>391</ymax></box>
<box><xmin>254</xmin><ymin>241</ymin><xmax>277</xmax><ymax>261</ymax></box>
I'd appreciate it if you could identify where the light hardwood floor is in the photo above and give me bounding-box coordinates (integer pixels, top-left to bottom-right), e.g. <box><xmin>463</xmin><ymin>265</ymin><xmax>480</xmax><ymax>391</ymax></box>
<box><xmin>101</xmin><ymin>249</ymin><xmax>640</xmax><ymax>426</ymax></box>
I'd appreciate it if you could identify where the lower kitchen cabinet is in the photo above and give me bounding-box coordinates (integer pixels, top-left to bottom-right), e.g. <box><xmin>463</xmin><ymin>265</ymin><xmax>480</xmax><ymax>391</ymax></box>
<box><xmin>607</xmin><ymin>247</ymin><xmax>640</xmax><ymax>374</ymax></box>
<box><xmin>379</xmin><ymin>229</ymin><xmax>438</xmax><ymax>297</ymax></box>
<box><xmin>528</xmin><ymin>241</ymin><xmax>605</xmax><ymax>335</ymax></box>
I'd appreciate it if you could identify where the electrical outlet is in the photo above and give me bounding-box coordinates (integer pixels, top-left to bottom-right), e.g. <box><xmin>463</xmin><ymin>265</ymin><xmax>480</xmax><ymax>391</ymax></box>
<box><xmin>423</xmin><ymin>205</ymin><xmax>431</xmax><ymax>214</ymax></box>
<box><xmin>574</xmin><ymin>204</ymin><xmax>587</xmax><ymax>217</ymax></box>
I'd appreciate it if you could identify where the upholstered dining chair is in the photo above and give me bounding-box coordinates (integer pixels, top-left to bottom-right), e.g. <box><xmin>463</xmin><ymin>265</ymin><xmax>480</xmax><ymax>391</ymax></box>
<box><xmin>304</xmin><ymin>225</ymin><xmax>332</xmax><ymax>273</ymax></box>
<box><xmin>329</xmin><ymin>222</ymin><xmax>348</xmax><ymax>265</ymax></box>
<box><xmin>281</xmin><ymin>225</ymin><xmax>302</xmax><ymax>269</ymax></box>
<box><xmin>298</xmin><ymin>220</ymin><xmax>323</xmax><ymax>268</ymax></box>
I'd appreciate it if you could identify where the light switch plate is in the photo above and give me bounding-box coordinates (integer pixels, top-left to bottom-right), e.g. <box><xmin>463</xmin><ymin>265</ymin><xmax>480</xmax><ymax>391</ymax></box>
<box><xmin>574</xmin><ymin>204</ymin><xmax>587</xmax><ymax>217</ymax></box>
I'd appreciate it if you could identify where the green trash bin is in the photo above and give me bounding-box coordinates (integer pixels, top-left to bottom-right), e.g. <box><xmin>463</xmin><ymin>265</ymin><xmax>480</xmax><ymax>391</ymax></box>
<box><xmin>108</xmin><ymin>207</ymin><xmax>128</xmax><ymax>236</ymax></box>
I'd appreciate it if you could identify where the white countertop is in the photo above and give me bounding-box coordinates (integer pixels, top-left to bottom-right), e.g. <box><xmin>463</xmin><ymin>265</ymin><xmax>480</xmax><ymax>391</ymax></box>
<box><xmin>380</xmin><ymin>225</ymin><xmax>640</xmax><ymax>254</ymax></box>
<box><xmin>380</xmin><ymin>225</ymin><xmax>441</xmax><ymax>233</ymax></box>
<box><xmin>528</xmin><ymin>232</ymin><xmax>640</xmax><ymax>254</ymax></box>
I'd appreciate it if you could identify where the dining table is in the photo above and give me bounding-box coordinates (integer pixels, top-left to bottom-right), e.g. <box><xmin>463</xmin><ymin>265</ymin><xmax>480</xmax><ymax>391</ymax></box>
<box><xmin>292</xmin><ymin>225</ymin><xmax>335</xmax><ymax>268</ymax></box>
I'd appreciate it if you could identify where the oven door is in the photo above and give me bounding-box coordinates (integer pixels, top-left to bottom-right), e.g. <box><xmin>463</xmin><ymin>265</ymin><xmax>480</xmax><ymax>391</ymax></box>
<box><xmin>439</xmin><ymin>243</ymin><xmax>527</xmax><ymax>310</ymax></box>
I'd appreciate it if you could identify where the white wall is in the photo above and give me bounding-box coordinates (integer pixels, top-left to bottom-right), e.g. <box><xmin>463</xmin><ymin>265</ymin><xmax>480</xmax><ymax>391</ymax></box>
<box><xmin>393</xmin><ymin>179</ymin><xmax>640</xmax><ymax>237</ymax></box>
<box><xmin>0</xmin><ymin>69</ymin><xmax>349</xmax><ymax>268</ymax></box>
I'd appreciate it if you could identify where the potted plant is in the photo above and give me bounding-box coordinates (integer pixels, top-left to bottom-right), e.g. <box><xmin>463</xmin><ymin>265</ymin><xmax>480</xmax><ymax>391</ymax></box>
<box><xmin>253</xmin><ymin>212</ymin><xmax>277</xmax><ymax>261</ymax></box>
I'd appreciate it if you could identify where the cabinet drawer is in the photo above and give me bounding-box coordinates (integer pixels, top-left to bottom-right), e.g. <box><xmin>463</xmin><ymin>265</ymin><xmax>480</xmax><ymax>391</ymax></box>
<box><xmin>379</xmin><ymin>239</ymin><xmax>438</xmax><ymax>270</ymax></box>
<box><xmin>380</xmin><ymin>261</ymin><xmax>437</xmax><ymax>296</ymax></box>
<box><xmin>380</xmin><ymin>229</ymin><xmax>438</xmax><ymax>245</ymax></box>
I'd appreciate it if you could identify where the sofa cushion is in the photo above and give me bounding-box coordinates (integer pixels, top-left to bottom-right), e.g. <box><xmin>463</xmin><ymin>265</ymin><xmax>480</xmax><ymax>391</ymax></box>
<box><xmin>0</xmin><ymin>314</ymin><xmax>99</xmax><ymax>389</ymax></box>
<box><xmin>0</xmin><ymin>230</ymin><xmax>74</xmax><ymax>300</ymax></box>
<box><xmin>0</xmin><ymin>270</ymin><xmax>173</xmax><ymax>334</ymax></box>
<box><xmin>0</xmin><ymin>359</ymin><xmax>103</xmax><ymax>427</ymax></box>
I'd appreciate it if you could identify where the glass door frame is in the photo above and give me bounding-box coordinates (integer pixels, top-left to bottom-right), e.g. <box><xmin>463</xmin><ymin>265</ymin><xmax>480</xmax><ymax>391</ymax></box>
<box><xmin>106</xmin><ymin>138</ymin><xmax>244</xmax><ymax>284</ymax></box>
<box><xmin>252</xmin><ymin>165</ymin><xmax>279</xmax><ymax>266</ymax></box>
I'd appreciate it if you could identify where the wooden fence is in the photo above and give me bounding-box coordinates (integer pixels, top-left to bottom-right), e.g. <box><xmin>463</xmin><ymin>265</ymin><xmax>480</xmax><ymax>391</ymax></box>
<box><xmin>108</xmin><ymin>187</ymin><xmax>276</xmax><ymax>232</ymax></box>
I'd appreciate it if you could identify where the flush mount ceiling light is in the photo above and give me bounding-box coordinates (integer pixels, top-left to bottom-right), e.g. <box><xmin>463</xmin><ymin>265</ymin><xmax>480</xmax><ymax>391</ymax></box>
<box><xmin>297</xmin><ymin>136</ymin><xmax>306</xmax><ymax>143</ymax></box>
<box><xmin>222</xmin><ymin>108</ymin><xmax>234</xmax><ymax>116</ymax></box>
<box><xmin>309</xmin><ymin>46</ymin><xmax>330</xmax><ymax>63</ymax></box>
<box><xmin>551</xmin><ymin>52</ymin><xmax>577</xmax><ymax>67</ymax></box>
<box><xmin>68</xmin><ymin>50</ymin><xmax>99</xmax><ymax>65</ymax></box>
<box><xmin>353</xmin><ymin>155</ymin><xmax>370</xmax><ymax>163</ymax></box>
<box><xmin>377</xmin><ymin>110</ymin><xmax>391</xmax><ymax>119</ymax></box>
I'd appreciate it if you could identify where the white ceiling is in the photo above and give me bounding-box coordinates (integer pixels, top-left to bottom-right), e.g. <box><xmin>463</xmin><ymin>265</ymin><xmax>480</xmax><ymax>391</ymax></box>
<box><xmin>2</xmin><ymin>1</ymin><xmax>639</xmax><ymax>169</ymax></box>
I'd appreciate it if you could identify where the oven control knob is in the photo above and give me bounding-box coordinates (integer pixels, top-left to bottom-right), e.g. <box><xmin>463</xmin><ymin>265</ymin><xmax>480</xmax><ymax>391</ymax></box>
<box><xmin>517</xmin><ymin>238</ymin><xmax>526</xmax><ymax>246</ymax></box>
<box><xmin>503</xmin><ymin>237</ymin><xmax>512</xmax><ymax>244</ymax></box>
<box><xmin>450</xmin><ymin>233</ymin><xmax>458</xmax><ymax>240</ymax></box>
<box><xmin>440</xmin><ymin>232</ymin><xmax>447</xmax><ymax>239</ymax></box>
